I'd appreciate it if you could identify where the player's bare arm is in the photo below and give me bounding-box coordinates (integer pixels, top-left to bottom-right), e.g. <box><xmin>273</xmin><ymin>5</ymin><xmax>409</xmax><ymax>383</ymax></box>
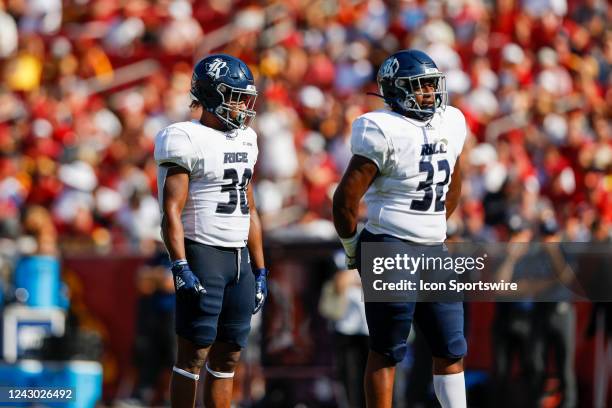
<box><xmin>160</xmin><ymin>164</ymin><xmax>190</xmax><ymax>261</ymax></box>
<box><xmin>332</xmin><ymin>155</ymin><xmax>379</xmax><ymax>238</ymax></box>
<box><xmin>445</xmin><ymin>156</ymin><xmax>462</xmax><ymax>219</ymax></box>
<box><xmin>246</xmin><ymin>186</ymin><xmax>265</xmax><ymax>269</ymax></box>
<box><xmin>247</xmin><ymin>185</ymin><xmax>268</xmax><ymax>314</ymax></box>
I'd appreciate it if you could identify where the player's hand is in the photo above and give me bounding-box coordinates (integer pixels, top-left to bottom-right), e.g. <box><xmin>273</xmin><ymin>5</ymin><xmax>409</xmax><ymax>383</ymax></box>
<box><xmin>253</xmin><ymin>267</ymin><xmax>268</xmax><ymax>314</ymax></box>
<box><xmin>345</xmin><ymin>255</ymin><xmax>357</xmax><ymax>270</ymax></box>
<box><xmin>171</xmin><ymin>260</ymin><xmax>206</xmax><ymax>301</ymax></box>
<box><xmin>339</xmin><ymin>232</ymin><xmax>360</xmax><ymax>269</ymax></box>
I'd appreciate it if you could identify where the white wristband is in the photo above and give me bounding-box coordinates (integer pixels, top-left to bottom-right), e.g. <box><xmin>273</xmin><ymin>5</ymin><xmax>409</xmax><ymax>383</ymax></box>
<box><xmin>339</xmin><ymin>232</ymin><xmax>360</xmax><ymax>258</ymax></box>
<box><xmin>171</xmin><ymin>259</ymin><xmax>188</xmax><ymax>268</ymax></box>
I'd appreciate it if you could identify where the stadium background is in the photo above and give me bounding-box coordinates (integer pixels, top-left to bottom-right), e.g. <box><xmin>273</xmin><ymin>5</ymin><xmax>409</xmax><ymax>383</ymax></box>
<box><xmin>0</xmin><ymin>0</ymin><xmax>609</xmax><ymax>407</ymax></box>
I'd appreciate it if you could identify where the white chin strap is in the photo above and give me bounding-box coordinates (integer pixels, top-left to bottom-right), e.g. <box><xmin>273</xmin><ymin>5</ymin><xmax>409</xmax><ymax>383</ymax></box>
<box><xmin>173</xmin><ymin>366</ymin><xmax>199</xmax><ymax>381</ymax></box>
<box><xmin>206</xmin><ymin>363</ymin><xmax>235</xmax><ymax>379</ymax></box>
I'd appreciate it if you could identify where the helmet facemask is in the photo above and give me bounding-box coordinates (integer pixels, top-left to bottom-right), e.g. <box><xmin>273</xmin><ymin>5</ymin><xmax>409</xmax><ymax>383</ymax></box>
<box><xmin>388</xmin><ymin>73</ymin><xmax>448</xmax><ymax>121</ymax></box>
<box><xmin>214</xmin><ymin>83</ymin><xmax>257</xmax><ymax>130</ymax></box>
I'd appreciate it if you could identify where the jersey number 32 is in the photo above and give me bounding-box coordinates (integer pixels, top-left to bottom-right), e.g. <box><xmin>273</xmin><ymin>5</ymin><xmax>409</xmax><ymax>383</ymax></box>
<box><xmin>410</xmin><ymin>159</ymin><xmax>450</xmax><ymax>213</ymax></box>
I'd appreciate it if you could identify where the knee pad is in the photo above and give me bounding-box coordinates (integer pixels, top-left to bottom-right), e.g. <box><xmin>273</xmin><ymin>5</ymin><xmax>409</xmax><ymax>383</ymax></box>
<box><xmin>205</xmin><ymin>363</ymin><xmax>234</xmax><ymax>379</ymax></box>
<box><xmin>389</xmin><ymin>342</ymin><xmax>409</xmax><ymax>364</ymax></box>
<box><xmin>444</xmin><ymin>336</ymin><xmax>467</xmax><ymax>359</ymax></box>
<box><xmin>371</xmin><ymin>342</ymin><xmax>408</xmax><ymax>364</ymax></box>
<box><xmin>173</xmin><ymin>366</ymin><xmax>200</xmax><ymax>381</ymax></box>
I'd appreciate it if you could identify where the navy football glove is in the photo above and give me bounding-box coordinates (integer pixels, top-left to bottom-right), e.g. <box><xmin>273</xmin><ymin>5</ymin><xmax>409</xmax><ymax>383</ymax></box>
<box><xmin>253</xmin><ymin>267</ymin><xmax>268</xmax><ymax>314</ymax></box>
<box><xmin>171</xmin><ymin>260</ymin><xmax>206</xmax><ymax>301</ymax></box>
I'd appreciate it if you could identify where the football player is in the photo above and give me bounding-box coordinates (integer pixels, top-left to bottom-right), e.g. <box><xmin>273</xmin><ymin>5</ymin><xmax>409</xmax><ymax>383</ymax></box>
<box><xmin>154</xmin><ymin>54</ymin><xmax>268</xmax><ymax>408</ymax></box>
<box><xmin>333</xmin><ymin>49</ymin><xmax>467</xmax><ymax>408</ymax></box>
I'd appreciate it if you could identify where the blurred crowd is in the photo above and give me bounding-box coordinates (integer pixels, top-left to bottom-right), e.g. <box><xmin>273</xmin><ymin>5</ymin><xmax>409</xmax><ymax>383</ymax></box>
<box><xmin>0</xmin><ymin>0</ymin><xmax>610</xmax><ymax>260</ymax></box>
<box><xmin>0</xmin><ymin>1</ymin><xmax>610</xmax><ymax>406</ymax></box>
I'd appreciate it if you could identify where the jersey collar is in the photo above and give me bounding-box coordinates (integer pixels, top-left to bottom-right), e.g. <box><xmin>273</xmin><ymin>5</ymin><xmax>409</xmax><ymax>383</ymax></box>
<box><xmin>383</xmin><ymin>109</ymin><xmax>440</xmax><ymax>128</ymax></box>
<box><xmin>191</xmin><ymin>119</ymin><xmax>240</xmax><ymax>139</ymax></box>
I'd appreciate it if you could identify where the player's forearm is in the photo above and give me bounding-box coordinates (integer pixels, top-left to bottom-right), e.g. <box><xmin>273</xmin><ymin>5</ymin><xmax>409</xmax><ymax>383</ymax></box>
<box><xmin>247</xmin><ymin>209</ymin><xmax>265</xmax><ymax>269</ymax></box>
<box><xmin>159</xmin><ymin>166</ymin><xmax>189</xmax><ymax>261</ymax></box>
<box><xmin>445</xmin><ymin>160</ymin><xmax>462</xmax><ymax>219</ymax></box>
<box><xmin>445</xmin><ymin>188</ymin><xmax>460</xmax><ymax>219</ymax></box>
<box><xmin>161</xmin><ymin>212</ymin><xmax>186</xmax><ymax>261</ymax></box>
<box><xmin>333</xmin><ymin>156</ymin><xmax>378</xmax><ymax>238</ymax></box>
<box><xmin>332</xmin><ymin>191</ymin><xmax>359</xmax><ymax>238</ymax></box>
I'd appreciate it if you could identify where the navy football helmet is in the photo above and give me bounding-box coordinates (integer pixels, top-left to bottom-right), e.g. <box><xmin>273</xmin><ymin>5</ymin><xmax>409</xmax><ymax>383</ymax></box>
<box><xmin>190</xmin><ymin>54</ymin><xmax>257</xmax><ymax>130</ymax></box>
<box><xmin>377</xmin><ymin>49</ymin><xmax>447</xmax><ymax>121</ymax></box>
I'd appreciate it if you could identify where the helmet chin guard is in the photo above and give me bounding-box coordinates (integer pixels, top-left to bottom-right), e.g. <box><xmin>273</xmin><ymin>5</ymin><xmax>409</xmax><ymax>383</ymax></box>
<box><xmin>394</xmin><ymin>73</ymin><xmax>447</xmax><ymax>121</ymax></box>
<box><xmin>213</xmin><ymin>83</ymin><xmax>257</xmax><ymax>130</ymax></box>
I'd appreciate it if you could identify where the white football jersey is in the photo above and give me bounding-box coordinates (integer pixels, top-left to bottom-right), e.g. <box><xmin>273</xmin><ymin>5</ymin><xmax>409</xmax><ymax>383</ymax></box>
<box><xmin>351</xmin><ymin>107</ymin><xmax>467</xmax><ymax>243</ymax></box>
<box><xmin>154</xmin><ymin>120</ymin><xmax>258</xmax><ymax>247</ymax></box>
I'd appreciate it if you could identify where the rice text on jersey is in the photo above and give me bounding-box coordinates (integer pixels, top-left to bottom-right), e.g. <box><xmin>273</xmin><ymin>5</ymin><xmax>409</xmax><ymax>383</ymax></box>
<box><xmin>224</xmin><ymin>152</ymin><xmax>249</xmax><ymax>164</ymax></box>
<box><xmin>420</xmin><ymin>142</ymin><xmax>447</xmax><ymax>156</ymax></box>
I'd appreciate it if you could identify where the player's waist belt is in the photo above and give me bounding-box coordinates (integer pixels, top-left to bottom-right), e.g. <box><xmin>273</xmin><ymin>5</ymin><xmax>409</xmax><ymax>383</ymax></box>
<box><xmin>184</xmin><ymin>238</ymin><xmax>246</xmax><ymax>252</ymax></box>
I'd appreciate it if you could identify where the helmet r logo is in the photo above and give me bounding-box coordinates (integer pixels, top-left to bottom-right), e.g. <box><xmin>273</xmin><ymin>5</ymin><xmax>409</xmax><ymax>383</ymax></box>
<box><xmin>380</xmin><ymin>57</ymin><xmax>399</xmax><ymax>79</ymax></box>
<box><xmin>205</xmin><ymin>58</ymin><xmax>229</xmax><ymax>79</ymax></box>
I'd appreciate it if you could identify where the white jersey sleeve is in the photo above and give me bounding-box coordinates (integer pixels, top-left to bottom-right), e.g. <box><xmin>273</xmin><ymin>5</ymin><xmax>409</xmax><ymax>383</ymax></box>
<box><xmin>350</xmin><ymin>117</ymin><xmax>391</xmax><ymax>171</ymax></box>
<box><xmin>154</xmin><ymin>126</ymin><xmax>199</xmax><ymax>172</ymax></box>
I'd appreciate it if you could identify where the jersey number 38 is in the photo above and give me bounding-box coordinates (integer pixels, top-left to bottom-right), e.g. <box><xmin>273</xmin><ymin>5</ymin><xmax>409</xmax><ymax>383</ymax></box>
<box><xmin>216</xmin><ymin>168</ymin><xmax>252</xmax><ymax>215</ymax></box>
